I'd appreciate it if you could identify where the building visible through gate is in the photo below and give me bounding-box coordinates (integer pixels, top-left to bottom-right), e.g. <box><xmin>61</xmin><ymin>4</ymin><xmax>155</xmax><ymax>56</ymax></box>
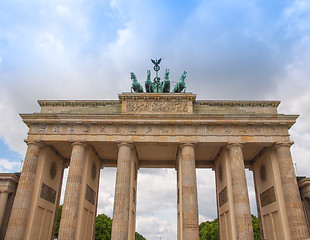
<box><xmin>3</xmin><ymin>92</ymin><xmax>310</xmax><ymax>240</ymax></box>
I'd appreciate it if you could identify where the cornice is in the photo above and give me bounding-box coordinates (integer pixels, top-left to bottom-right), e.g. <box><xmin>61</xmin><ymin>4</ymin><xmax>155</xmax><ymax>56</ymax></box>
<box><xmin>38</xmin><ymin>100</ymin><xmax>120</xmax><ymax>107</ymax></box>
<box><xmin>20</xmin><ymin>113</ymin><xmax>298</xmax><ymax>128</ymax></box>
<box><xmin>37</xmin><ymin>99</ymin><xmax>280</xmax><ymax>108</ymax></box>
<box><xmin>195</xmin><ymin>100</ymin><xmax>280</xmax><ymax>107</ymax></box>
<box><xmin>118</xmin><ymin>92</ymin><xmax>197</xmax><ymax>101</ymax></box>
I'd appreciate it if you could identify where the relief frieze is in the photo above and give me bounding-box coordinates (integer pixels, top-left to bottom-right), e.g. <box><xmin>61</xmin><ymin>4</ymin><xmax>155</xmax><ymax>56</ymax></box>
<box><xmin>52</xmin><ymin>125</ymin><xmax>62</xmax><ymax>133</ymax></box>
<box><xmin>126</xmin><ymin>101</ymin><xmax>188</xmax><ymax>113</ymax></box>
<box><xmin>31</xmin><ymin>123</ymin><xmax>286</xmax><ymax>137</ymax></box>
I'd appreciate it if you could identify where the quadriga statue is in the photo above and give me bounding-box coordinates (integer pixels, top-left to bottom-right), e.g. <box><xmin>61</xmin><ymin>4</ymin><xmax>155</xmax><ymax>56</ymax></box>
<box><xmin>130</xmin><ymin>72</ymin><xmax>144</xmax><ymax>93</ymax></box>
<box><xmin>145</xmin><ymin>70</ymin><xmax>154</xmax><ymax>93</ymax></box>
<box><xmin>173</xmin><ymin>71</ymin><xmax>187</xmax><ymax>93</ymax></box>
<box><xmin>163</xmin><ymin>69</ymin><xmax>170</xmax><ymax>93</ymax></box>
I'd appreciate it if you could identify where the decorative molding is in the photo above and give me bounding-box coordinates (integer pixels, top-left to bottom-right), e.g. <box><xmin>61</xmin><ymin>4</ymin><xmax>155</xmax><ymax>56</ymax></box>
<box><xmin>195</xmin><ymin>100</ymin><xmax>280</xmax><ymax>107</ymax></box>
<box><xmin>29</xmin><ymin>123</ymin><xmax>288</xmax><ymax>137</ymax></box>
<box><xmin>38</xmin><ymin>100</ymin><xmax>120</xmax><ymax>107</ymax></box>
<box><xmin>126</xmin><ymin>101</ymin><xmax>188</xmax><ymax>113</ymax></box>
<box><xmin>119</xmin><ymin>92</ymin><xmax>196</xmax><ymax>114</ymax></box>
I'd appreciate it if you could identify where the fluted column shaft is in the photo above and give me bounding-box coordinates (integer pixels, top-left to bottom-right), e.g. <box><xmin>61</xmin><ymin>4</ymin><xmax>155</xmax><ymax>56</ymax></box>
<box><xmin>5</xmin><ymin>141</ymin><xmax>41</xmax><ymax>240</ymax></box>
<box><xmin>276</xmin><ymin>143</ymin><xmax>309</xmax><ymax>239</ymax></box>
<box><xmin>0</xmin><ymin>192</ymin><xmax>9</xmax><ymax>227</ymax></box>
<box><xmin>180</xmin><ymin>143</ymin><xmax>199</xmax><ymax>240</ymax></box>
<box><xmin>227</xmin><ymin>143</ymin><xmax>254</xmax><ymax>240</ymax></box>
<box><xmin>111</xmin><ymin>142</ymin><xmax>133</xmax><ymax>240</ymax></box>
<box><xmin>58</xmin><ymin>142</ymin><xmax>87</xmax><ymax>240</ymax></box>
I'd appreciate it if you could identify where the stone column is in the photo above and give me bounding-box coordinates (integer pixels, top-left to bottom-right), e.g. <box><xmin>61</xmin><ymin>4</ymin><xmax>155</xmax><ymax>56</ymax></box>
<box><xmin>0</xmin><ymin>192</ymin><xmax>9</xmax><ymax>227</ymax></box>
<box><xmin>276</xmin><ymin>142</ymin><xmax>309</xmax><ymax>239</ymax></box>
<box><xmin>179</xmin><ymin>143</ymin><xmax>199</xmax><ymax>240</ymax></box>
<box><xmin>5</xmin><ymin>141</ymin><xmax>41</xmax><ymax>240</ymax></box>
<box><xmin>111</xmin><ymin>142</ymin><xmax>133</xmax><ymax>240</ymax></box>
<box><xmin>58</xmin><ymin>142</ymin><xmax>87</xmax><ymax>240</ymax></box>
<box><xmin>227</xmin><ymin>143</ymin><xmax>254</xmax><ymax>240</ymax></box>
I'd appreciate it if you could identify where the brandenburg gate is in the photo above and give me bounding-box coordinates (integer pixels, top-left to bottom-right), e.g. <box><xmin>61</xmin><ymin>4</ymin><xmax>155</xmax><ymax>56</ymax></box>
<box><xmin>3</xmin><ymin>58</ymin><xmax>310</xmax><ymax>240</ymax></box>
<box><xmin>3</xmin><ymin>91</ymin><xmax>309</xmax><ymax>240</ymax></box>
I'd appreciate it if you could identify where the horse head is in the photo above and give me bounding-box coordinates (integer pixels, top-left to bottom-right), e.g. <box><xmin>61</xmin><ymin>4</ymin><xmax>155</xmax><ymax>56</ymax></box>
<box><xmin>164</xmin><ymin>69</ymin><xmax>170</xmax><ymax>79</ymax></box>
<box><xmin>146</xmin><ymin>70</ymin><xmax>151</xmax><ymax>80</ymax></box>
<box><xmin>130</xmin><ymin>72</ymin><xmax>137</xmax><ymax>82</ymax></box>
<box><xmin>180</xmin><ymin>71</ymin><xmax>187</xmax><ymax>82</ymax></box>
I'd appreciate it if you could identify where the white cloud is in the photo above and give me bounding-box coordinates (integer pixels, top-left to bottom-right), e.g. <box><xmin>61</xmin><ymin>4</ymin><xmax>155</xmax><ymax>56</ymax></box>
<box><xmin>56</xmin><ymin>5</ymin><xmax>71</xmax><ymax>17</ymax></box>
<box><xmin>36</xmin><ymin>33</ymin><xmax>64</xmax><ymax>54</ymax></box>
<box><xmin>136</xmin><ymin>215</ymin><xmax>176</xmax><ymax>240</ymax></box>
<box><xmin>0</xmin><ymin>91</ymin><xmax>28</xmax><ymax>155</ymax></box>
<box><xmin>136</xmin><ymin>169</ymin><xmax>177</xmax><ymax>216</ymax></box>
<box><xmin>0</xmin><ymin>158</ymin><xmax>20</xmax><ymax>172</ymax></box>
<box><xmin>284</xmin><ymin>0</ymin><xmax>310</xmax><ymax>17</ymax></box>
<box><xmin>1</xmin><ymin>1</ymin><xmax>310</xmax><ymax>238</ymax></box>
<box><xmin>196</xmin><ymin>169</ymin><xmax>217</xmax><ymax>222</ymax></box>
<box><xmin>97</xmin><ymin>168</ymin><xmax>117</xmax><ymax>218</ymax></box>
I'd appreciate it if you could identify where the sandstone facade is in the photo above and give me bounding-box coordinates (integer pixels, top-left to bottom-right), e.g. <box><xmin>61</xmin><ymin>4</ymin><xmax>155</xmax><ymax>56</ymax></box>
<box><xmin>3</xmin><ymin>93</ymin><xmax>309</xmax><ymax>240</ymax></box>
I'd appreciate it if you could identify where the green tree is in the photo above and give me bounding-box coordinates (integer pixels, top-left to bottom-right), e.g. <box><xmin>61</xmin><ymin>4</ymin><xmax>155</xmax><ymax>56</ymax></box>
<box><xmin>199</xmin><ymin>218</ymin><xmax>219</xmax><ymax>240</ymax></box>
<box><xmin>251</xmin><ymin>214</ymin><xmax>261</xmax><ymax>240</ymax></box>
<box><xmin>95</xmin><ymin>214</ymin><xmax>112</xmax><ymax>240</ymax></box>
<box><xmin>199</xmin><ymin>215</ymin><xmax>261</xmax><ymax>240</ymax></box>
<box><xmin>135</xmin><ymin>232</ymin><xmax>147</xmax><ymax>240</ymax></box>
<box><xmin>54</xmin><ymin>204</ymin><xmax>62</xmax><ymax>238</ymax></box>
<box><xmin>54</xmin><ymin>205</ymin><xmax>147</xmax><ymax>240</ymax></box>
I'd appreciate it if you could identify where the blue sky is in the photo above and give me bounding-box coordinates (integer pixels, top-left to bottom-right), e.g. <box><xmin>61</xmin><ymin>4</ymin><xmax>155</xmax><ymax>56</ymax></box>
<box><xmin>1</xmin><ymin>0</ymin><xmax>310</xmax><ymax>239</ymax></box>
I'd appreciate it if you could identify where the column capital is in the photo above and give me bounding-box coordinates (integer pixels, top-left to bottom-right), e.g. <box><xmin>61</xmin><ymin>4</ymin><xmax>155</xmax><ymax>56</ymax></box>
<box><xmin>117</xmin><ymin>141</ymin><xmax>134</xmax><ymax>148</ymax></box>
<box><xmin>71</xmin><ymin>141</ymin><xmax>88</xmax><ymax>147</ymax></box>
<box><xmin>180</xmin><ymin>142</ymin><xmax>196</xmax><ymax>149</ymax></box>
<box><xmin>0</xmin><ymin>190</ymin><xmax>9</xmax><ymax>194</ymax></box>
<box><xmin>24</xmin><ymin>140</ymin><xmax>42</xmax><ymax>147</ymax></box>
<box><xmin>275</xmin><ymin>142</ymin><xmax>294</xmax><ymax>149</ymax></box>
<box><xmin>227</xmin><ymin>142</ymin><xmax>244</xmax><ymax>149</ymax></box>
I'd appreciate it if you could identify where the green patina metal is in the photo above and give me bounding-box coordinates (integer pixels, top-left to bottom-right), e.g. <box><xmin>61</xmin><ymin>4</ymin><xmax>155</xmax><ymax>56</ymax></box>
<box><xmin>173</xmin><ymin>71</ymin><xmax>187</xmax><ymax>93</ymax></box>
<box><xmin>145</xmin><ymin>70</ymin><xmax>153</xmax><ymax>93</ymax></box>
<box><xmin>130</xmin><ymin>58</ymin><xmax>186</xmax><ymax>93</ymax></box>
<box><xmin>130</xmin><ymin>72</ymin><xmax>143</xmax><ymax>93</ymax></box>
<box><xmin>162</xmin><ymin>69</ymin><xmax>170</xmax><ymax>93</ymax></box>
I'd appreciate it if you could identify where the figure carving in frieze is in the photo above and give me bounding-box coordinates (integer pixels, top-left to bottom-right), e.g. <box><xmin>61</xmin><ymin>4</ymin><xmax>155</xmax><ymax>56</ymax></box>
<box><xmin>129</xmin><ymin>126</ymin><xmax>138</xmax><ymax>133</ymax></box>
<box><xmin>38</xmin><ymin>125</ymin><xmax>47</xmax><ymax>132</ymax></box>
<box><xmin>53</xmin><ymin>126</ymin><xmax>61</xmax><ymax>133</ymax></box>
<box><xmin>99</xmin><ymin>126</ymin><xmax>105</xmax><ymax>133</ymax></box>
<box><xmin>145</xmin><ymin>126</ymin><xmax>152</xmax><ymax>134</ymax></box>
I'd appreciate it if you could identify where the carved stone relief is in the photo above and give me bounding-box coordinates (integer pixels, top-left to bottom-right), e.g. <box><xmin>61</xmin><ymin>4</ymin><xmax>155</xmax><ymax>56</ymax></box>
<box><xmin>31</xmin><ymin>123</ymin><xmax>286</xmax><ymax>137</ymax></box>
<box><xmin>126</xmin><ymin>101</ymin><xmax>188</xmax><ymax>113</ymax></box>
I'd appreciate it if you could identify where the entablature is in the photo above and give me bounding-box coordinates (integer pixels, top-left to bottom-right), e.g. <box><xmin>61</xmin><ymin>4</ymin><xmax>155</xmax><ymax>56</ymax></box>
<box><xmin>21</xmin><ymin>113</ymin><xmax>298</xmax><ymax>128</ymax></box>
